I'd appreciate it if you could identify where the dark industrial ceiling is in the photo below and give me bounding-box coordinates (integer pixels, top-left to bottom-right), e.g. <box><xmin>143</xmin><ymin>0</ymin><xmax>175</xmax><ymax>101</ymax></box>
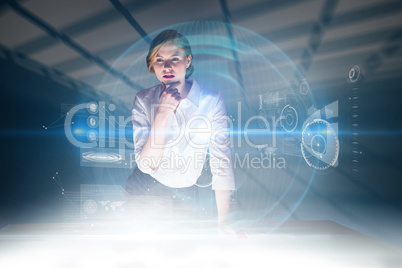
<box><xmin>1</xmin><ymin>0</ymin><xmax>401</xmax><ymax>105</ymax></box>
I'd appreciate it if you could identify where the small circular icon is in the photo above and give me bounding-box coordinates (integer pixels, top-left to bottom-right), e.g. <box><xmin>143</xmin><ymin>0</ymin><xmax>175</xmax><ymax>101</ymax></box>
<box><xmin>300</xmin><ymin>81</ymin><xmax>309</xmax><ymax>95</ymax></box>
<box><xmin>311</xmin><ymin>134</ymin><xmax>326</xmax><ymax>155</ymax></box>
<box><xmin>349</xmin><ymin>65</ymin><xmax>361</xmax><ymax>83</ymax></box>
<box><xmin>87</xmin><ymin>130</ymin><xmax>98</xmax><ymax>142</ymax></box>
<box><xmin>280</xmin><ymin>105</ymin><xmax>298</xmax><ymax>132</ymax></box>
<box><xmin>83</xmin><ymin>199</ymin><xmax>98</xmax><ymax>214</ymax></box>
<box><xmin>108</xmin><ymin>103</ymin><xmax>116</xmax><ymax>112</ymax></box>
<box><xmin>87</xmin><ymin>102</ymin><xmax>98</xmax><ymax>114</ymax></box>
<box><xmin>87</xmin><ymin>116</ymin><xmax>98</xmax><ymax>128</ymax></box>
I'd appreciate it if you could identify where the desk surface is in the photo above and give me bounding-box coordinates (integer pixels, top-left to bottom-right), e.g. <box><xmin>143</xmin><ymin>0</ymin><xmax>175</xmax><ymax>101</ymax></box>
<box><xmin>1</xmin><ymin>220</ymin><xmax>401</xmax><ymax>268</ymax></box>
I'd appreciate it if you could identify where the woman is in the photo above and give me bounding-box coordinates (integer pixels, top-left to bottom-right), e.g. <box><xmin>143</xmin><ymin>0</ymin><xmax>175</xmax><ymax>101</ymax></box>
<box><xmin>126</xmin><ymin>29</ymin><xmax>235</xmax><ymax>228</ymax></box>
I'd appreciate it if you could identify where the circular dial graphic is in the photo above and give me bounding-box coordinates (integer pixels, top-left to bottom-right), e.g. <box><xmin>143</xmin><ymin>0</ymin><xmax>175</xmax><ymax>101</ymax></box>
<box><xmin>280</xmin><ymin>104</ymin><xmax>298</xmax><ymax>132</ymax></box>
<box><xmin>301</xmin><ymin>119</ymin><xmax>339</xmax><ymax>170</ymax></box>
<box><xmin>349</xmin><ymin>65</ymin><xmax>361</xmax><ymax>83</ymax></box>
<box><xmin>300</xmin><ymin>81</ymin><xmax>309</xmax><ymax>95</ymax></box>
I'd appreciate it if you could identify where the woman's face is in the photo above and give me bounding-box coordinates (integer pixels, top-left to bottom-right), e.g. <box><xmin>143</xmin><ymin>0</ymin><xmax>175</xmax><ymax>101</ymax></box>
<box><xmin>152</xmin><ymin>42</ymin><xmax>192</xmax><ymax>84</ymax></box>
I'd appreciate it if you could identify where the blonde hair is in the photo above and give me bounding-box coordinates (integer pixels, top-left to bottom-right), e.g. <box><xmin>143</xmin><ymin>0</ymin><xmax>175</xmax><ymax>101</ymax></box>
<box><xmin>146</xmin><ymin>30</ymin><xmax>194</xmax><ymax>79</ymax></box>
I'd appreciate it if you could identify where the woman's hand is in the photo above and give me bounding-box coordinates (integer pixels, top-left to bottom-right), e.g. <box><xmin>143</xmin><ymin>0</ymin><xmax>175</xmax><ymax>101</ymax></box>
<box><xmin>157</xmin><ymin>81</ymin><xmax>182</xmax><ymax>117</ymax></box>
<box><xmin>218</xmin><ymin>221</ymin><xmax>249</xmax><ymax>239</ymax></box>
<box><xmin>138</xmin><ymin>81</ymin><xmax>181</xmax><ymax>171</ymax></box>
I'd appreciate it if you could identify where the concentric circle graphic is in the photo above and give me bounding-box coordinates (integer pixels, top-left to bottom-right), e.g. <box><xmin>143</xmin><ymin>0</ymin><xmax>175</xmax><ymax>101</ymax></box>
<box><xmin>101</xmin><ymin>21</ymin><xmax>319</xmax><ymax>233</ymax></box>
<box><xmin>87</xmin><ymin>130</ymin><xmax>98</xmax><ymax>142</ymax></box>
<box><xmin>87</xmin><ymin>116</ymin><xmax>98</xmax><ymax>128</ymax></box>
<box><xmin>280</xmin><ymin>105</ymin><xmax>298</xmax><ymax>132</ymax></box>
<box><xmin>311</xmin><ymin>134</ymin><xmax>327</xmax><ymax>156</ymax></box>
<box><xmin>301</xmin><ymin>119</ymin><xmax>339</xmax><ymax>170</ymax></box>
<box><xmin>87</xmin><ymin>102</ymin><xmax>98</xmax><ymax>114</ymax></box>
<box><xmin>82</xmin><ymin>152</ymin><xmax>123</xmax><ymax>163</ymax></box>
<box><xmin>300</xmin><ymin>81</ymin><xmax>310</xmax><ymax>95</ymax></box>
<box><xmin>349</xmin><ymin>65</ymin><xmax>361</xmax><ymax>83</ymax></box>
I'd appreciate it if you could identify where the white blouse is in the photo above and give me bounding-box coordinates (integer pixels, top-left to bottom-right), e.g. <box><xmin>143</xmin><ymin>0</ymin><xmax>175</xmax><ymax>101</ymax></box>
<box><xmin>132</xmin><ymin>78</ymin><xmax>235</xmax><ymax>190</ymax></box>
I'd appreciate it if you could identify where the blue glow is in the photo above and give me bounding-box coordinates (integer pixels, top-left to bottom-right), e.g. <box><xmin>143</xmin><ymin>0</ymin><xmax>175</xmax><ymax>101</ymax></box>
<box><xmin>97</xmin><ymin>21</ymin><xmax>339</xmax><ymax>233</ymax></box>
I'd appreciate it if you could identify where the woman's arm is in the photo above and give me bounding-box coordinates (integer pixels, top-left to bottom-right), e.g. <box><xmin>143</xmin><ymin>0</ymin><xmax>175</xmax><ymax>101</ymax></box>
<box><xmin>215</xmin><ymin>190</ymin><xmax>231</xmax><ymax>226</ymax></box>
<box><xmin>216</xmin><ymin>189</ymin><xmax>248</xmax><ymax>238</ymax></box>
<box><xmin>139</xmin><ymin>82</ymin><xmax>181</xmax><ymax>171</ymax></box>
<box><xmin>207</xmin><ymin>93</ymin><xmax>236</xmax><ymax>225</ymax></box>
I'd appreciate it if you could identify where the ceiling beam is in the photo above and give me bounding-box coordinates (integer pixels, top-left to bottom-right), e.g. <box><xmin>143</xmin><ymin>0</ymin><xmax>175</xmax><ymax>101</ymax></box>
<box><xmin>6</xmin><ymin>0</ymin><xmax>141</xmax><ymax>90</ymax></box>
<box><xmin>299</xmin><ymin>0</ymin><xmax>339</xmax><ymax>72</ymax></box>
<box><xmin>109</xmin><ymin>0</ymin><xmax>151</xmax><ymax>44</ymax></box>
<box><xmin>219</xmin><ymin>0</ymin><xmax>249</xmax><ymax>112</ymax></box>
<box><xmin>15</xmin><ymin>0</ymin><xmax>170</xmax><ymax>55</ymax></box>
